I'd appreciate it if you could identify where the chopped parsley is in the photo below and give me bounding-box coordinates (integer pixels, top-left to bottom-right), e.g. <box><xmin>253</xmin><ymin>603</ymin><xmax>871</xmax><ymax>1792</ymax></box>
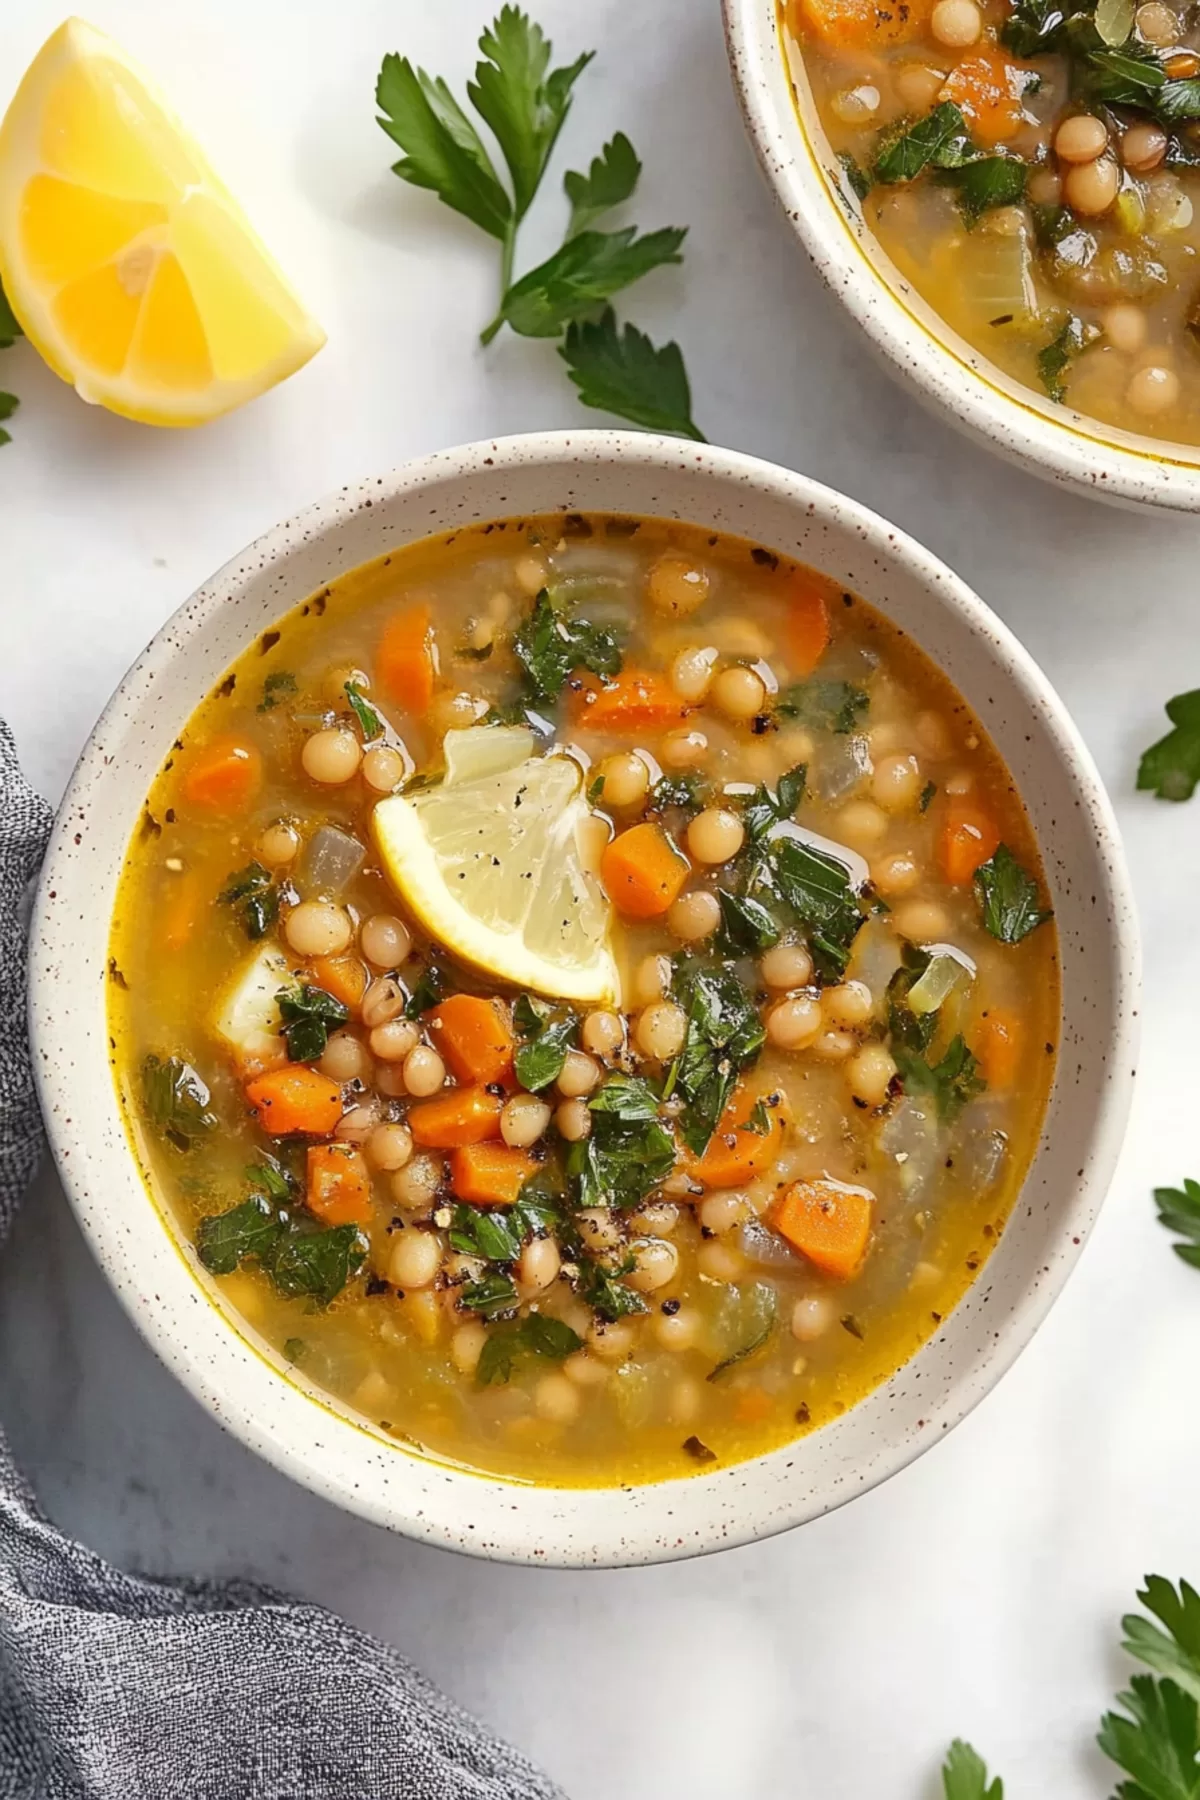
<box><xmin>668</xmin><ymin>962</ymin><xmax>766</xmax><ymax>1157</ymax></box>
<box><xmin>974</xmin><ymin>845</ymin><xmax>1052</xmax><ymax>943</ymax></box>
<box><xmin>142</xmin><ymin>1054</ymin><xmax>217</xmax><ymax>1150</ymax></box>
<box><xmin>775</xmin><ymin>679</ymin><xmax>868</xmax><ymax>735</ymax></box>
<box><xmin>196</xmin><ymin>1180</ymin><xmax>366</xmax><ymax>1307</ymax></box>
<box><xmin>1138</xmin><ymin>690</ymin><xmax>1200</xmax><ymax>801</ymax></box>
<box><xmin>512</xmin><ymin>587</ymin><xmax>622</xmax><ymax>703</ymax></box>
<box><xmin>258</xmin><ymin>670</ymin><xmax>297</xmax><ymax>712</ymax></box>
<box><xmin>476</xmin><ymin>1312</ymin><xmax>583</xmax><ymax>1385</ymax></box>
<box><xmin>276</xmin><ymin>984</ymin><xmax>349</xmax><ymax>1063</ymax></box>
<box><xmin>895</xmin><ymin>1034</ymin><xmax>986</xmax><ymax>1122</ymax></box>
<box><xmin>344</xmin><ymin>680</ymin><xmax>386</xmax><ymax>741</ymax></box>
<box><xmin>873</xmin><ymin>102</ymin><xmax>973</xmax><ymax>184</ymax></box>
<box><xmin>768</xmin><ymin>837</ymin><xmax>864</xmax><ymax>980</ymax></box>
<box><xmin>460</xmin><ymin>1270</ymin><xmax>521</xmax><ymax>1318</ymax></box>
<box><xmin>513</xmin><ymin>1004</ymin><xmax>578</xmax><ymax>1090</ymax></box>
<box><xmin>1037</xmin><ymin>314</ymin><xmax>1098</xmax><ymax>403</ymax></box>
<box><xmin>218</xmin><ymin>861</ymin><xmax>278</xmax><ymax>939</ymax></box>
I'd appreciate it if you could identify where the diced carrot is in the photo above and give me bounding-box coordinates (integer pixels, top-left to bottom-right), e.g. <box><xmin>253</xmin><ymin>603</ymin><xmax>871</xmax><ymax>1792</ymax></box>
<box><xmin>181</xmin><ymin>735</ymin><xmax>263</xmax><ymax>814</ymax></box>
<box><xmin>734</xmin><ymin>1386</ymin><xmax>774</xmax><ymax>1424</ymax></box>
<box><xmin>687</xmin><ymin>1085</ymin><xmax>786</xmax><ymax>1189</ymax></box>
<box><xmin>773</xmin><ymin>1178</ymin><xmax>874</xmax><ymax>1281</ymax></box>
<box><xmin>306</xmin><ymin>1142</ymin><xmax>372</xmax><ymax>1227</ymax></box>
<box><xmin>792</xmin><ymin>0</ymin><xmax>931</xmax><ymax>50</ymax></box>
<box><xmin>245</xmin><ymin>1065</ymin><xmax>343</xmax><ymax>1137</ymax></box>
<box><xmin>940</xmin><ymin>50</ymin><xmax>1030</xmax><ymax>144</ymax></box>
<box><xmin>573</xmin><ymin>669</ymin><xmax>693</xmax><ymax>733</ymax></box>
<box><xmin>160</xmin><ymin>869</ymin><xmax>202</xmax><ymax>952</ymax></box>
<box><xmin>975</xmin><ymin>1007</ymin><xmax>1022</xmax><ymax>1090</ymax></box>
<box><xmin>377</xmin><ymin>602</ymin><xmax>437</xmax><ymax>715</ymax></box>
<box><xmin>786</xmin><ymin>576</ymin><xmax>832</xmax><ymax>678</ymax></box>
<box><xmin>308</xmin><ymin>954</ymin><xmax>368</xmax><ymax>1014</ymax></box>
<box><xmin>939</xmin><ymin>803</ymin><xmax>1001</xmax><ymax>885</ymax></box>
<box><xmin>426</xmin><ymin>995</ymin><xmax>515</xmax><ymax>1087</ymax></box>
<box><xmin>408</xmin><ymin>1085</ymin><xmax>503</xmax><ymax>1149</ymax></box>
<box><xmin>601</xmin><ymin>821</ymin><xmax>690</xmax><ymax>919</ymax></box>
<box><xmin>449</xmin><ymin>1142</ymin><xmax>537</xmax><ymax>1207</ymax></box>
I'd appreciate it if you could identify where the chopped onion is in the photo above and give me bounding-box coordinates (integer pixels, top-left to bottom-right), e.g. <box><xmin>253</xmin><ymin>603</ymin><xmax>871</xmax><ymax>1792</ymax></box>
<box><xmin>298</xmin><ymin>826</ymin><xmax>365</xmax><ymax>898</ymax></box>
<box><xmin>811</xmin><ymin>733</ymin><xmax>872</xmax><ymax>803</ymax></box>
<box><xmin>907</xmin><ymin>947</ymin><xmax>974</xmax><ymax>1016</ymax></box>
<box><xmin>739</xmin><ymin>1218</ymin><xmax>802</xmax><ymax>1270</ymax></box>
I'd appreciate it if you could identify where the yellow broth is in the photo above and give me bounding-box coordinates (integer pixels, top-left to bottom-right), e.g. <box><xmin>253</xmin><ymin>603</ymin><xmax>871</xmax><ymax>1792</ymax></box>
<box><xmin>108</xmin><ymin>514</ymin><xmax>1058</xmax><ymax>1486</ymax></box>
<box><xmin>784</xmin><ymin>0</ymin><xmax>1200</xmax><ymax>441</ymax></box>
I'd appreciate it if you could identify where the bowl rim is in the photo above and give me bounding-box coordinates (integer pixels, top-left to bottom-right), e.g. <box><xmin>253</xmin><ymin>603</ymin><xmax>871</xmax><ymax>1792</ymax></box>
<box><xmin>29</xmin><ymin>429</ymin><xmax>1141</xmax><ymax>1566</ymax></box>
<box><xmin>722</xmin><ymin>0</ymin><xmax>1200</xmax><ymax>513</ymax></box>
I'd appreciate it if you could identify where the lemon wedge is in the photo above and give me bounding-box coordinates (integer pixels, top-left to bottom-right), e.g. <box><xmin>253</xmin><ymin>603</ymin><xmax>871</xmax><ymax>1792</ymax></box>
<box><xmin>373</xmin><ymin>752</ymin><xmax>619</xmax><ymax>1006</ymax></box>
<box><xmin>0</xmin><ymin>18</ymin><xmax>324</xmax><ymax>425</ymax></box>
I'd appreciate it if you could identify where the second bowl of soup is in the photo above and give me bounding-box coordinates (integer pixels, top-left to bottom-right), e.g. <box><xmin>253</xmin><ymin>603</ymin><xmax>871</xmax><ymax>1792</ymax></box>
<box><xmin>31</xmin><ymin>432</ymin><xmax>1137</xmax><ymax>1562</ymax></box>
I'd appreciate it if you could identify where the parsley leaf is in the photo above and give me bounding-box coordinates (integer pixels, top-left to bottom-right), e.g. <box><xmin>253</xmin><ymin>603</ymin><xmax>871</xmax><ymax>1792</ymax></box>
<box><xmin>512</xmin><ymin>587</ymin><xmax>622</xmax><ymax>702</ymax></box>
<box><xmin>569</xmin><ymin>1109</ymin><xmax>676</xmax><ymax>1209</ymax></box>
<box><xmin>942</xmin><ymin>1740</ymin><xmax>1004</xmax><ymax>1800</ymax></box>
<box><xmin>271</xmin><ymin>1225</ymin><xmax>368</xmax><ymax>1306</ymax></box>
<box><xmin>218</xmin><ymin>861</ymin><xmax>278</xmax><ymax>939</ymax></box>
<box><xmin>588</xmin><ymin>1072</ymin><xmax>660</xmax><ymax>1119</ymax></box>
<box><xmin>974</xmin><ymin>845</ymin><xmax>1051</xmax><ymax>943</ymax></box>
<box><xmin>1098</xmin><ymin>1674</ymin><xmax>1200</xmax><ymax>1800</ymax></box>
<box><xmin>246</xmin><ymin>1154</ymin><xmax>296</xmax><ymax>1205</ymax></box>
<box><xmin>404</xmin><ymin>962</ymin><xmax>447</xmax><ymax>1018</ymax></box>
<box><xmin>461</xmin><ymin>1270</ymin><xmax>521</xmax><ymax>1317</ymax></box>
<box><xmin>448</xmin><ymin>1204</ymin><xmax>526</xmax><ymax>1261</ymax></box>
<box><xmin>345</xmin><ymin>680</ymin><xmax>385</xmax><ymax>742</ymax></box>
<box><xmin>1153</xmin><ymin>1180</ymin><xmax>1200</xmax><ymax>1270</ymax></box>
<box><xmin>565</xmin><ymin>131</ymin><xmax>641</xmax><ymax>235</ymax></box>
<box><xmin>0</xmin><ymin>390</ymin><xmax>17</xmax><ymax>449</ymax></box>
<box><xmin>716</xmin><ymin>888</ymin><xmax>781</xmax><ymax>954</ymax></box>
<box><xmin>467</xmin><ymin>7</ymin><xmax>592</xmax><ymax>222</ymax></box>
<box><xmin>574</xmin><ymin>1255</ymin><xmax>649</xmax><ymax>1322</ymax></box>
<box><xmin>276</xmin><ymin>984</ymin><xmax>349</xmax><ymax>1063</ymax></box>
<box><xmin>0</xmin><ymin>279</ymin><xmax>21</xmax><ymax>349</ymax></box>
<box><xmin>1037</xmin><ymin>313</ymin><xmax>1098</xmax><ymax>403</ymax></box>
<box><xmin>1139</xmin><ymin>691</ymin><xmax>1200</xmax><ymax>801</ymax></box>
<box><xmin>874</xmin><ymin>102</ymin><xmax>972</xmax><ymax>183</ymax></box>
<box><xmin>197</xmin><ymin>1194</ymin><xmax>284</xmax><ymax>1276</ymax></box>
<box><xmin>669</xmin><ymin>963</ymin><xmax>766</xmax><ymax>1156</ymax></box>
<box><xmin>887</xmin><ymin>945</ymin><xmax>937</xmax><ymax>1054</ymax></box>
<box><xmin>514</xmin><ymin>1011</ymin><xmax>578</xmax><ymax>1090</ymax></box>
<box><xmin>768</xmin><ymin>837</ymin><xmax>864</xmax><ymax>980</ymax></box>
<box><xmin>560</xmin><ymin>308</ymin><xmax>706</xmax><ymax>440</ymax></box>
<box><xmin>501</xmin><ymin>224</ymin><xmax>687</xmax><ymax>338</ymax></box>
<box><xmin>649</xmin><ymin>770</ymin><xmax>711</xmax><ymax>815</ymax></box>
<box><xmin>258</xmin><ymin>670</ymin><xmax>296</xmax><ymax>712</ymax></box>
<box><xmin>896</xmin><ymin>1034</ymin><xmax>985</xmax><ymax>1121</ymax></box>
<box><xmin>941</xmin><ymin>155</ymin><xmax>1027</xmax><ymax>226</ymax></box>
<box><xmin>376</xmin><ymin>52</ymin><xmax>512</xmax><ymax>240</ymax></box>
<box><xmin>476</xmin><ymin>1311</ymin><xmax>583</xmax><ymax>1385</ymax></box>
<box><xmin>142</xmin><ymin>1054</ymin><xmax>216</xmax><ymax>1150</ymax></box>
<box><xmin>839</xmin><ymin>151</ymin><xmax>872</xmax><ymax>202</ymax></box>
<box><xmin>776</xmin><ymin>679</ymin><xmax>869</xmax><ymax>734</ymax></box>
<box><xmin>1123</xmin><ymin>1579</ymin><xmax>1200</xmax><ymax>1701</ymax></box>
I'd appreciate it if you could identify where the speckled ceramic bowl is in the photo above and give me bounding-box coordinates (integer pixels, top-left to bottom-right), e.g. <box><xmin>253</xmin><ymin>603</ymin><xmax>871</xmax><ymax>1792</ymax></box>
<box><xmin>30</xmin><ymin>432</ymin><xmax>1138</xmax><ymax>1566</ymax></box>
<box><xmin>724</xmin><ymin>0</ymin><xmax>1200</xmax><ymax>512</ymax></box>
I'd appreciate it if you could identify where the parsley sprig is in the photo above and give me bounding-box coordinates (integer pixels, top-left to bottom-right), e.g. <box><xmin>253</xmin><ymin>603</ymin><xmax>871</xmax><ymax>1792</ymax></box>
<box><xmin>1139</xmin><ymin>691</ymin><xmax>1200</xmax><ymax>801</ymax></box>
<box><xmin>1154</xmin><ymin>1178</ymin><xmax>1200</xmax><ymax>1268</ymax></box>
<box><xmin>0</xmin><ymin>277</ymin><xmax>22</xmax><ymax>447</ymax></box>
<box><xmin>376</xmin><ymin>9</ymin><xmax>702</xmax><ymax>439</ymax></box>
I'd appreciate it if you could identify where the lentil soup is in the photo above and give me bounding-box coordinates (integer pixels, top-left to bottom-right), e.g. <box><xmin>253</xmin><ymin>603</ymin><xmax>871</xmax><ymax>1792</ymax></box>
<box><xmin>109</xmin><ymin>514</ymin><xmax>1058</xmax><ymax>1486</ymax></box>
<box><xmin>784</xmin><ymin>0</ymin><xmax>1200</xmax><ymax>442</ymax></box>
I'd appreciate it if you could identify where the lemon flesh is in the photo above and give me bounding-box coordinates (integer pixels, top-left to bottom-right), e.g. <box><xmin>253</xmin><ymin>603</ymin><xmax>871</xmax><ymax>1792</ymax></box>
<box><xmin>373</xmin><ymin>754</ymin><xmax>619</xmax><ymax>1007</ymax></box>
<box><xmin>0</xmin><ymin>18</ymin><xmax>324</xmax><ymax>425</ymax></box>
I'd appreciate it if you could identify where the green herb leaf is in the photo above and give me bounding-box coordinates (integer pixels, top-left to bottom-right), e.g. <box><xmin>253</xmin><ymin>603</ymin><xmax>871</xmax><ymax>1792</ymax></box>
<box><xmin>1037</xmin><ymin>313</ymin><xmax>1096</xmax><ymax>403</ymax></box>
<box><xmin>873</xmin><ymin>102</ymin><xmax>971</xmax><ymax>184</ymax></box>
<box><xmin>476</xmin><ymin>1310</ymin><xmax>583</xmax><ymax>1384</ymax></box>
<box><xmin>741</xmin><ymin>763</ymin><xmax>808</xmax><ymax>845</ymax></box>
<box><xmin>1002</xmin><ymin>0</ymin><xmax>1067</xmax><ymax>53</ymax></box>
<box><xmin>0</xmin><ymin>391</ymin><xmax>18</xmax><ymax>447</ymax></box>
<box><xmin>376</xmin><ymin>51</ymin><xmax>512</xmax><ymax>240</ymax></box>
<box><xmin>276</xmin><ymin>984</ymin><xmax>349</xmax><ymax>1063</ymax></box>
<box><xmin>775</xmin><ymin>678</ymin><xmax>869</xmax><ymax>734</ymax></box>
<box><xmin>0</xmin><ymin>278</ymin><xmax>23</xmax><ymax>349</ymax></box>
<box><xmin>270</xmin><ymin>1224</ymin><xmax>367</xmax><ymax>1306</ymax></box>
<box><xmin>1139</xmin><ymin>691</ymin><xmax>1200</xmax><ymax>801</ymax></box>
<box><xmin>740</xmin><ymin>1098</ymin><xmax>772</xmax><ymax>1136</ymax></box>
<box><xmin>218</xmin><ymin>860</ymin><xmax>278</xmax><ymax>939</ymax></box>
<box><xmin>974</xmin><ymin>844</ymin><xmax>1051</xmax><ymax>942</ymax></box>
<box><xmin>942</xmin><ymin>1739</ymin><xmax>1004</xmax><ymax>1800</ymax></box>
<box><xmin>1123</xmin><ymin>1578</ymin><xmax>1200</xmax><ymax>1701</ymax></box>
<box><xmin>1098</xmin><ymin>1674</ymin><xmax>1200</xmax><ymax>1800</ymax></box>
<box><xmin>649</xmin><ymin>770</ymin><xmax>711</xmax><ymax>815</ymax></box>
<box><xmin>920</xmin><ymin>779</ymin><xmax>937</xmax><ymax>812</ymax></box>
<box><xmin>512</xmin><ymin>587</ymin><xmax>622</xmax><ymax>702</ymax></box>
<box><xmin>708</xmin><ymin>1284</ymin><xmax>778</xmax><ymax>1381</ymax></box>
<box><xmin>467</xmin><ymin>7</ymin><xmax>592</xmax><ymax>221</ymax></box>
<box><xmin>513</xmin><ymin>993</ymin><xmax>549</xmax><ymax>1035</ymax></box>
<box><xmin>569</xmin><ymin>1110</ymin><xmax>677</xmax><ymax>1209</ymax></box>
<box><xmin>501</xmin><ymin>224</ymin><xmax>686</xmax><ymax>338</ymax></box>
<box><xmin>1082</xmin><ymin>38</ymin><xmax>1167</xmax><ymax>108</ymax></box>
<box><xmin>838</xmin><ymin>151</ymin><xmax>872</xmax><ymax>202</ymax></box>
<box><xmin>560</xmin><ymin>308</ymin><xmax>705</xmax><ymax>441</ymax></box>
<box><xmin>941</xmin><ymin>155</ymin><xmax>1028</xmax><ymax>226</ymax></box>
<box><xmin>197</xmin><ymin>1193</ymin><xmax>284</xmax><ymax>1276</ymax></box>
<box><xmin>588</xmin><ymin>1072</ymin><xmax>660</xmax><ymax>1120</ymax></box>
<box><xmin>574</xmin><ymin>1255</ymin><xmax>649</xmax><ymax>1322</ymax></box>
<box><xmin>143</xmin><ymin>1054</ymin><xmax>217</xmax><ymax>1150</ymax></box>
<box><xmin>514</xmin><ymin>1011</ymin><xmax>578</xmax><ymax>1090</ymax></box>
<box><xmin>565</xmin><ymin>131</ymin><xmax>641</xmax><ymax>235</ymax></box>
<box><xmin>258</xmin><ymin>670</ymin><xmax>297</xmax><ymax>712</ymax></box>
<box><xmin>669</xmin><ymin>963</ymin><xmax>766</xmax><ymax>1156</ymax></box>
<box><xmin>345</xmin><ymin>680</ymin><xmax>385</xmax><ymax>742</ymax></box>
<box><xmin>1157</xmin><ymin>78</ymin><xmax>1200</xmax><ymax>123</ymax></box>
<box><xmin>716</xmin><ymin>889</ymin><xmax>781</xmax><ymax>954</ymax></box>
<box><xmin>768</xmin><ymin>837</ymin><xmax>864</xmax><ymax>980</ymax></box>
<box><xmin>245</xmin><ymin>1154</ymin><xmax>296</xmax><ymax>1205</ymax></box>
<box><xmin>896</xmin><ymin>1034</ymin><xmax>986</xmax><ymax>1122</ymax></box>
<box><xmin>887</xmin><ymin>944</ymin><xmax>937</xmax><ymax>1054</ymax></box>
<box><xmin>404</xmin><ymin>962</ymin><xmax>447</xmax><ymax>1018</ymax></box>
<box><xmin>461</xmin><ymin>1270</ymin><xmax>521</xmax><ymax>1317</ymax></box>
<box><xmin>448</xmin><ymin>1203</ymin><xmax>526</xmax><ymax>1261</ymax></box>
<box><xmin>1153</xmin><ymin>1180</ymin><xmax>1200</xmax><ymax>1271</ymax></box>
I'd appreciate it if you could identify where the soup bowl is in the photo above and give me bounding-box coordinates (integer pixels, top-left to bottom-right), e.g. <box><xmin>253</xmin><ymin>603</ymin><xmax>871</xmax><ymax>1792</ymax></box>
<box><xmin>30</xmin><ymin>431</ymin><xmax>1138</xmax><ymax>1566</ymax></box>
<box><xmin>723</xmin><ymin>0</ymin><xmax>1200</xmax><ymax>513</ymax></box>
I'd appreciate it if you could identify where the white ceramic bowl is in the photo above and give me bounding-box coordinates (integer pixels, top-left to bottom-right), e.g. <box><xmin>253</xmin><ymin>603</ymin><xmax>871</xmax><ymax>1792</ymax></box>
<box><xmin>31</xmin><ymin>431</ymin><xmax>1138</xmax><ymax>1566</ymax></box>
<box><xmin>724</xmin><ymin>0</ymin><xmax>1200</xmax><ymax>512</ymax></box>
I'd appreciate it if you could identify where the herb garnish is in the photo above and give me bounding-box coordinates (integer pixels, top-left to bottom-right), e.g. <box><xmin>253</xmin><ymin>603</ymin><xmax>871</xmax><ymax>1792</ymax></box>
<box><xmin>574</xmin><ymin>1253</ymin><xmax>649</xmax><ymax>1322</ymax></box>
<box><xmin>650</xmin><ymin>770</ymin><xmax>711</xmax><ymax>815</ymax></box>
<box><xmin>512</xmin><ymin>586</ymin><xmax>622</xmax><ymax>702</ymax></box>
<box><xmin>838</xmin><ymin>152</ymin><xmax>872</xmax><ymax>202</ymax></box>
<box><xmin>460</xmin><ymin>1270</ymin><xmax>521</xmax><ymax>1318</ymax></box>
<box><xmin>197</xmin><ymin>1185</ymin><xmax>366</xmax><ymax>1306</ymax></box>
<box><xmin>1139</xmin><ymin>690</ymin><xmax>1200</xmax><ymax>801</ymax></box>
<box><xmin>276</xmin><ymin>984</ymin><xmax>350</xmax><ymax>1062</ymax></box>
<box><xmin>1037</xmin><ymin>314</ymin><xmax>1097</xmax><ymax>403</ymax></box>
<box><xmin>0</xmin><ymin>277</ymin><xmax>21</xmax><ymax>447</ymax></box>
<box><xmin>768</xmin><ymin>838</ymin><xmax>864</xmax><ymax>980</ymax></box>
<box><xmin>568</xmin><ymin>1101</ymin><xmax>676</xmax><ymax>1208</ymax></box>
<box><xmin>895</xmin><ymin>1034</ymin><xmax>985</xmax><ymax>1122</ymax></box>
<box><xmin>716</xmin><ymin>888</ymin><xmax>781</xmax><ymax>955</ymax></box>
<box><xmin>873</xmin><ymin>102</ymin><xmax>974</xmax><ymax>184</ymax></box>
<box><xmin>941</xmin><ymin>1740</ymin><xmax>1003</xmax><ymax>1799</ymax></box>
<box><xmin>974</xmin><ymin>845</ymin><xmax>1052</xmax><ymax>943</ymax></box>
<box><xmin>258</xmin><ymin>670</ymin><xmax>297</xmax><ymax>712</ymax></box>
<box><xmin>940</xmin><ymin>154</ymin><xmax>1027</xmax><ymax>226</ymax></box>
<box><xmin>1154</xmin><ymin>1178</ymin><xmax>1200</xmax><ymax>1268</ymax></box>
<box><xmin>218</xmin><ymin>861</ymin><xmax>278</xmax><ymax>939</ymax></box>
<box><xmin>196</xmin><ymin>1193</ymin><xmax>283</xmax><ymax>1273</ymax></box>
<box><xmin>376</xmin><ymin>10</ymin><xmax>702</xmax><ymax>438</ymax></box>
<box><xmin>344</xmin><ymin>680</ymin><xmax>385</xmax><ymax>741</ymax></box>
<box><xmin>476</xmin><ymin>1312</ymin><xmax>583</xmax><ymax>1385</ymax></box>
<box><xmin>668</xmin><ymin>962</ymin><xmax>766</xmax><ymax>1157</ymax></box>
<box><xmin>142</xmin><ymin>1054</ymin><xmax>217</xmax><ymax>1150</ymax></box>
<box><xmin>513</xmin><ymin>1003</ymin><xmax>578</xmax><ymax>1090</ymax></box>
<box><xmin>775</xmin><ymin>679</ymin><xmax>868</xmax><ymax>735</ymax></box>
<box><xmin>404</xmin><ymin>962</ymin><xmax>447</xmax><ymax>1018</ymax></box>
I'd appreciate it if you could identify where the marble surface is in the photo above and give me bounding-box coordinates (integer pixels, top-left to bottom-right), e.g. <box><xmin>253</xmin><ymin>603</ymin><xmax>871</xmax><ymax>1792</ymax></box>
<box><xmin>2</xmin><ymin>1</ymin><xmax>1199</xmax><ymax>1794</ymax></box>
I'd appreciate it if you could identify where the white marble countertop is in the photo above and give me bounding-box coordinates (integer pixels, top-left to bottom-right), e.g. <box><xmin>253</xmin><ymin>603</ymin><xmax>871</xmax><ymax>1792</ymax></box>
<box><xmin>2</xmin><ymin>2</ymin><xmax>1199</xmax><ymax>1794</ymax></box>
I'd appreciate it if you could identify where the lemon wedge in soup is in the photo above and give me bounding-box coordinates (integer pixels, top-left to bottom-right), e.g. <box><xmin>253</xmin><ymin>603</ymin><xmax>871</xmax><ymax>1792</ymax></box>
<box><xmin>0</xmin><ymin>18</ymin><xmax>324</xmax><ymax>425</ymax></box>
<box><xmin>372</xmin><ymin>745</ymin><xmax>619</xmax><ymax>1007</ymax></box>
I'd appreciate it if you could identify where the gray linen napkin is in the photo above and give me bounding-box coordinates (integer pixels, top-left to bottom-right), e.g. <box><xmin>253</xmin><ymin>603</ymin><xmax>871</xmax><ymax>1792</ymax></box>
<box><xmin>0</xmin><ymin>719</ymin><xmax>565</xmax><ymax>1800</ymax></box>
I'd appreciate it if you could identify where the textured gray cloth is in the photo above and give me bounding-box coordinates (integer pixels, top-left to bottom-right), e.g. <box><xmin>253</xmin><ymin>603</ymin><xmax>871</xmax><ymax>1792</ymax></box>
<box><xmin>0</xmin><ymin>720</ymin><xmax>564</xmax><ymax>1800</ymax></box>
